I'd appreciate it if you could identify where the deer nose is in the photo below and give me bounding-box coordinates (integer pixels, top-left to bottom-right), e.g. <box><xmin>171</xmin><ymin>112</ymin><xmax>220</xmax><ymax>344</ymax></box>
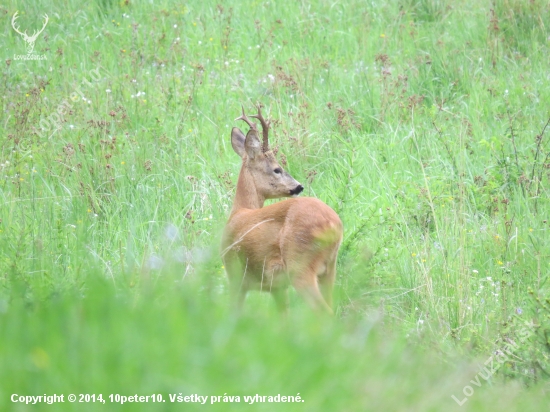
<box><xmin>290</xmin><ymin>184</ymin><xmax>304</xmax><ymax>195</ymax></box>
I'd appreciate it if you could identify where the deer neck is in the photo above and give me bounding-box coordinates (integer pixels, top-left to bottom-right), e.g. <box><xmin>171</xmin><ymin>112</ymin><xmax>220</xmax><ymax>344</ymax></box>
<box><xmin>231</xmin><ymin>164</ymin><xmax>265</xmax><ymax>213</ymax></box>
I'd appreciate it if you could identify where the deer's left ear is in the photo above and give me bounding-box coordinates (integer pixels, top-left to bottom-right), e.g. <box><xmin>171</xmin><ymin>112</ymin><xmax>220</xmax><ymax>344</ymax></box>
<box><xmin>231</xmin><ymin>127</ymin><xmax>246</xmax><ymax>158</ymax></box>
<box><xmin>244</xmin><ymin>129</ymin><xmax>261</xmax><ymax>160</ymax></box>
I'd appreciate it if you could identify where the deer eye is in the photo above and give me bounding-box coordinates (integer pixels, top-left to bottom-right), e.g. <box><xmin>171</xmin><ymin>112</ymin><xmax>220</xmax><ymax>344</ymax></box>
<box><xmin>273</xmin><ymin>168</ymin><xmax>282</xmax><ymax>174</ymax></box>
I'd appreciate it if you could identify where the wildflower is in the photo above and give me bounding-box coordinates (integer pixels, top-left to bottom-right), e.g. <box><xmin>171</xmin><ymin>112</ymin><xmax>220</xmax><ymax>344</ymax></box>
<box><xmin>411</xmin><ymin>253</ymin><xmax>417</xmax><ymax>257</ymax></box>
<box><xmin>106</xmin><ymin>89</ymin><xmax>111</xmax><ymax>93</ymax></box>
<box><xmin>121</xmin><ymin>161</ymin><xmax>125</xmax><ymax>165</ymax></box>
<box><xmin>147</xmin><ymin>255</ymin><xmax>164</xmax><ymax>270</ymax></box>
<box><xmin>529</xmin><ymin>228</ymin><xmax>533</xmax><ymax>232</ymax></box>
<box><xmin>380</xmin><ymin>33</ymin><xmax>386</xmax><ymax>38</ymax></box>
<box><xmin>516</xmin><ymin>308</ymin><xmax>523</xmax><ymax>315</ymax></box>
<box><xmin>486</xmin><ymin>276</ymin><xmax>492</xmax><ymax>281</ymax></box>
<box><xmin>173</xmin><ymin>246</ymin><xmax>190</xmax><ymax>263</ymax></box>
<box><xmin>209</xmin><ymin>37</ymin><xmax>213</xmax><ymax>41</ymax></box>
<box><xmin>173</xmin><ymin>24</ymin><xmax>177</xmax><ymax>28</ymax></box>
<box><xmin>165</xmin><ymin>224</ymin><xmax>178</xmax><ymax>241</ymax></box>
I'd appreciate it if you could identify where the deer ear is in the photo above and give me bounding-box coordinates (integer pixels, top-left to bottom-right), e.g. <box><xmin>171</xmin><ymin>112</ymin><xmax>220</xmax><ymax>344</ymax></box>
<box><xmin>231</xmin><ymin>127</ymin><xmax>246</xmax><ymax>157</ymax></box>
<box><xmin>244</xmin><ymin>129</ymin><xmax>261</xmax><ymax>159</ymax></box>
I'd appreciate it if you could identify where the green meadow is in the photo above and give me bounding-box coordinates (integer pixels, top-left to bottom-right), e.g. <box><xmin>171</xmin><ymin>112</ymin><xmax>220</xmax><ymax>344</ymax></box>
<box><xmin>1</xmin><ymin>0</ymin><xmax>550</xmax><ymax>410</ymax></box>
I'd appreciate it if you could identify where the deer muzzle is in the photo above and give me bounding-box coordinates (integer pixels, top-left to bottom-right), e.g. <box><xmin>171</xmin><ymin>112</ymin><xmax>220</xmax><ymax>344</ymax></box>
<box><xmin>290</xmin><ymin>184</ymin><xmax>304</xmax><ymax>196</ymax></box>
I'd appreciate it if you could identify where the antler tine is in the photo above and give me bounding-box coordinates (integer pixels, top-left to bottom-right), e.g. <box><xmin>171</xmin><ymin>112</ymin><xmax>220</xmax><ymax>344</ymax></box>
<box><xmin>234</xmin><ymin>105</ymin><xmax>257</xmax><ymax>131</ymax></box>
<box><xmin>251</xmin><ymin>105</ymin><xmax>270</xmax><ymax>152</ymax></box>
<box><xmin>29</xmin><ymin>14</ymin><xmax>49</xmax><ymax>41</ymax></box>
<box><xmin>11</xmin><ymin>12</ymin><xmax>26</xmax><ymax>36</ymax></box>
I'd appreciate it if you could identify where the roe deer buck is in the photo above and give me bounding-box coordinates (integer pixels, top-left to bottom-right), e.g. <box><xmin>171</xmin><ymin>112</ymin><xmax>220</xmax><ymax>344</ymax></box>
<box><xmin>221</xmin><ymin>105</ymin><xmax>343</xmax><ymax>314</ymax></box>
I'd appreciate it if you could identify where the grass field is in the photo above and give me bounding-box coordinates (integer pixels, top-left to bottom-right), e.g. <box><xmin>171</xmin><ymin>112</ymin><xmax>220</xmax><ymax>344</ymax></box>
<box><xmin>1</xmin><ymin>0</ymin><xmax>550</xmax><ymax>410</ymax></box>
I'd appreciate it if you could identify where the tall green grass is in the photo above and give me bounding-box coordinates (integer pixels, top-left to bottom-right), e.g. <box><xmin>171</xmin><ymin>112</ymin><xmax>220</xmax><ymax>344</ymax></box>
<box><xmin>1</xmin><ymin>0</ymin><xmax>550</xmax><ymax>410</ymax></box>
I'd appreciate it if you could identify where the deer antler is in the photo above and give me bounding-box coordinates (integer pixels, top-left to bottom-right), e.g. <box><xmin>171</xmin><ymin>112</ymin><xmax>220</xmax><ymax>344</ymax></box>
<box><xmin>11</xmin><ymin>12</ymin><xmax>27</xmax><ymax>38</ymax></box>
<box><xmin>27</xmin><ymin>14</ymin><xmax>49</xmax><ymax>41</ymax></box>
<box><xmin>251</xmin><ymin>105</ymin><xmax>270</xmax><ymax>152</ymax></box>
<box><xmin>235</xmin><ymin>106</ymin><xmax>258</xmax><ymax>132</ymax></box>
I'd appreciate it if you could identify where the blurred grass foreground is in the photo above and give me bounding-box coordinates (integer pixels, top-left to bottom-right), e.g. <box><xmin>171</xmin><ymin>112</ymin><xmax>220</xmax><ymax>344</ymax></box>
<box><xmin>1</xmin><ymin>0</ymin><xmax>550</xmax><ymax>410</ymax></box>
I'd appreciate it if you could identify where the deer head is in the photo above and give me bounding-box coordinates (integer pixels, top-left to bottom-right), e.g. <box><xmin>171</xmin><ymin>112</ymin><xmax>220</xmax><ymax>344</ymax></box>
<box><xmin>231</xmin><ymin>105</ymin><xmax>303</xmax><ymax>206</ymax></box>
<box><xmin>12</xmin><ymin>12</ymin><xmax>49</xmax><ymax>54</ymax></box>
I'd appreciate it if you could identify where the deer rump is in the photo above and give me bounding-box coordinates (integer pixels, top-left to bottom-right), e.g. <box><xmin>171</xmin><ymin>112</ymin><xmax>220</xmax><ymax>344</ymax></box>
<box><xmin>222</xmin><ymin>197</ymin><xmax>342</xmax><ymax>302</ymax></box>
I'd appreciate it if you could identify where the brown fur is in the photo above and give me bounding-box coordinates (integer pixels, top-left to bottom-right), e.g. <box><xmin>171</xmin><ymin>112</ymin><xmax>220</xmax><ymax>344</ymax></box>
<box><xmin>221</xmin><ymin>122</ymin><xmax>343</xmax><ymax>314</ymax></box>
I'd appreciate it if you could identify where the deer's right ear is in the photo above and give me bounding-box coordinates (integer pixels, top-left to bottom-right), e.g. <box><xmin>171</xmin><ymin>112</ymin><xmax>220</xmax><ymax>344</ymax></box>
<box><xmin>231</xmin><ymin>127</ymin><xmax>246</xmax><ymax>157</ymax></box>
